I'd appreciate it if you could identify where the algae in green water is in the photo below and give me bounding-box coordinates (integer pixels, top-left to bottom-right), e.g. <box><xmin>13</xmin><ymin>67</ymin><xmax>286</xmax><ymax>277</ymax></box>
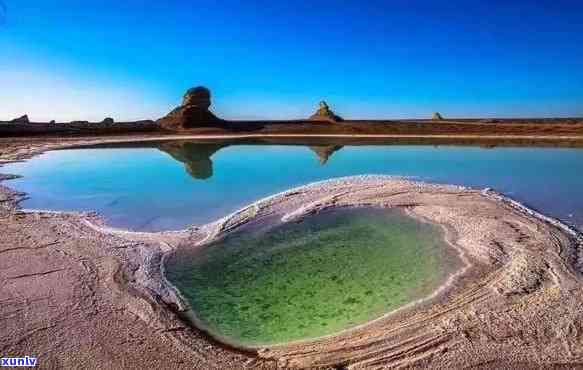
<box><xmin>165</xmin><ymin>208</ymin><xmax>449</xmax><ymax>346</ymax></box>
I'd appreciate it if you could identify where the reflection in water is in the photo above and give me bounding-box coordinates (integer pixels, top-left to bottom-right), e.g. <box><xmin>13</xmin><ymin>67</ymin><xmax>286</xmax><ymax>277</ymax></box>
<box><xmin>5</xmin><ymin>138</ymin><xmax>583</xmax><ymax>231</ymax></box>
<box><xmin>158</xmin><ymin>141</ymin><xmax>227</xmax><ymax>180</ymax></box>
<box><xmin>308</xmin><ymin>145</ymin><xmax>343</xmax><ymax>165</ymax></box>
<box><xmin>158</xmin><ymin>141</ymin><xmax>344</xmax><ymax>179</ymax></box>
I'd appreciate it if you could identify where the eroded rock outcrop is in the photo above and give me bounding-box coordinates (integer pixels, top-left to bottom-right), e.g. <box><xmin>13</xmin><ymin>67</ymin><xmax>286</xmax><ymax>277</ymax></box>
<box><xmin>11</xmin><ymin>115</ymin><xmax>29</xmax><ymax>123</ymax></box>
<box><xmin>309</xmin><ymin>101</ymin><xmax>343</xmax><ymax>123</ymax></box>
<box><xmin>432</xmin><ymin>112</ymin><xmax>444</xmax><ymax>121</ymax></box>
<box><xmin>182</xmin><ymin>86</ymin><xmax>211</xmax><ymax>108</ymax></box>
<box><xmin>158</xmin><ymin>86</ymin><xmax>223</xmax><ymax>130</ymax></box>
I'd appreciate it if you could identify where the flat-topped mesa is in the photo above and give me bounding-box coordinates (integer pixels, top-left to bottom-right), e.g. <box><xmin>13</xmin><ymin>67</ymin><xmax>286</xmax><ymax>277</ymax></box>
<box><xmin>309</xmin><ymin>101</ymin><xmax>343</xmax><ymax>123</ymax></box>
<box><xmin>158</xmin><ymin>86</ymin><xmax>223</xmax><ymax>130</ymax></box>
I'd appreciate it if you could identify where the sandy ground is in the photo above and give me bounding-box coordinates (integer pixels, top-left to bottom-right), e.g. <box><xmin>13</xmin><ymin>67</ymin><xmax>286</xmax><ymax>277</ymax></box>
<box><xmin>1</xmin><ymin>136</ymin><xmax>583</xmax><ymax>369</ymax></box>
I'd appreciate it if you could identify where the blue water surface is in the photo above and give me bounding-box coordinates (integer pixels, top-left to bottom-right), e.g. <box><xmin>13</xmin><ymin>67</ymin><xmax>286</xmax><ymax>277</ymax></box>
<box><xmin>3</xmin><ymin>142</ymin><xmax>583</xmax><ymax>231</ymax></box>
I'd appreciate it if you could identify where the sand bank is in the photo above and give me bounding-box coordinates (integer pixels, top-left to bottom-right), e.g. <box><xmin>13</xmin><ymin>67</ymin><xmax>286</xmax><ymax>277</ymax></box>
<box><xmin>1</xmin><ymin>138</ymin><xmax>582</xmax><ymax>369</ymax></box>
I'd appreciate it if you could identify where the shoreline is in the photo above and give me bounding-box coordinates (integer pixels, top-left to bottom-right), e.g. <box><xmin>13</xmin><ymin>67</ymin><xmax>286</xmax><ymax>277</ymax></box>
<box><xmin>148</xmin><ymin>178</ymin><xmax>472</xmax><ymax>351</ymax></box>
<box><xmin>24</xmin><ymin>132</ymin><xmax>583</xmax><ymax>144</ymax></box>
<box><xmin>2</xmin><ymin>132</ymin><xmax>583</xmax><ymax>161</ymax></box>
<box><xmin>63</xmin><ymin>133</ymin><xmax>583</xmax><ymax>140</ymax></box>
<box><xmin>1</xmin><ymin>137</ymin><xmax>583</xmax><ymax>368</ymax></box>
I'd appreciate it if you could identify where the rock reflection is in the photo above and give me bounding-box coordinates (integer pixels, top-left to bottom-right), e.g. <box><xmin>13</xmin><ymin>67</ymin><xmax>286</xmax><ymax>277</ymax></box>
<box><xmin>308</xmin><ymin>145</ymin><xmax>343</xmax><ymax>165</ymax></box>
<box><xmin>157</xmin><ymin>141</ymin><xmax>226</xmax><ymax>180</ymax></box>
<box><xmin>157</xmin><ymin>141</ymin><xmax>343</xmax><ymax>180</ymax></box>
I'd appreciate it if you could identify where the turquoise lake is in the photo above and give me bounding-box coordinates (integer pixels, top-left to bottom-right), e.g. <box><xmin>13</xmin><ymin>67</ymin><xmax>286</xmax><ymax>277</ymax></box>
<box><xmin>165</xmin><ymin>207</ymin><xmax>454</xmax><ymax>346</ymax></box>
<box><xmin>2</xmin><ymin>140</ymin><xmax>583</xmax><ymax>231</ymax></box>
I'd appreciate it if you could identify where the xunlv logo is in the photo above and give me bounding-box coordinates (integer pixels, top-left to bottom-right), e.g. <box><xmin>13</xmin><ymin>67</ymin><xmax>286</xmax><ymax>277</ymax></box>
<box><xmin>1</xmin><ymin>356</ymin><xmax>37</xmax><ymax>367</ymax></box>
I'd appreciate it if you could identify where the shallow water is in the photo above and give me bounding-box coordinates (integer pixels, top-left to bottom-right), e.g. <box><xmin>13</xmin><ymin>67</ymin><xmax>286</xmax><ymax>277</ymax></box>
<box><xmin>165</xmin><ymin>208</ymin><xmax>454</xmax><ymax>346</ymax></box>
<box><xmin>3</xmin><ymin>140</ymin><xmax>583</xmax><ymax>231</ymax></box>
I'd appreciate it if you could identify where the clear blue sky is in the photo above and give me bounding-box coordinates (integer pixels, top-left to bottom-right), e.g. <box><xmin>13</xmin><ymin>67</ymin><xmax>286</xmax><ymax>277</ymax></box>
<box><xmin>1</xmin><ymin>0</ymin><xmax>582</xmax><ymax>121</ymax></box>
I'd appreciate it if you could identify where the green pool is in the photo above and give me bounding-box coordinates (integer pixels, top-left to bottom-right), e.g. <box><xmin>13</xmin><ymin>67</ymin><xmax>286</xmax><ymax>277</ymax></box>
<box><xmin>165</xmin><ymin>207</ymin><xmax>455</xmax><ymax>346</ymax></box>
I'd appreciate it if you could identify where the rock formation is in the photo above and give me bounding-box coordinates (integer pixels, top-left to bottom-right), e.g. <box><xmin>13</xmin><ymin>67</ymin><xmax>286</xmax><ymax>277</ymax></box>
<box><xmin>432</xmin><ymin>112</ymin><xmax>444</xmax><ymax>121</ymax></box>
<box><xmin>309</xmin><ymin>145</ymin><xmax>343</xmax><ymax>165</ymax></box>
<box><xmin>158</xmin><ymin>86</ymin><xmax>223</xmax><ymax>130</ymax></box>
<box><xmin>11</xmin><ymin>115</ymin><xmax>29</xmax><ymax>123</ymax></box>
<box><xmin>309</xmin><ymin>101</ymin><xmax>343</xmax><ymax>123</ymax></box>
<box><xmin>182</xmin><ymin>86</ymin><xmax>211</xmax><ymax>108</ymax></box>
<box><xmin>102</xmin><ymin>117</ymin><xmax>115</xmax><ymax>124</ymax></box>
